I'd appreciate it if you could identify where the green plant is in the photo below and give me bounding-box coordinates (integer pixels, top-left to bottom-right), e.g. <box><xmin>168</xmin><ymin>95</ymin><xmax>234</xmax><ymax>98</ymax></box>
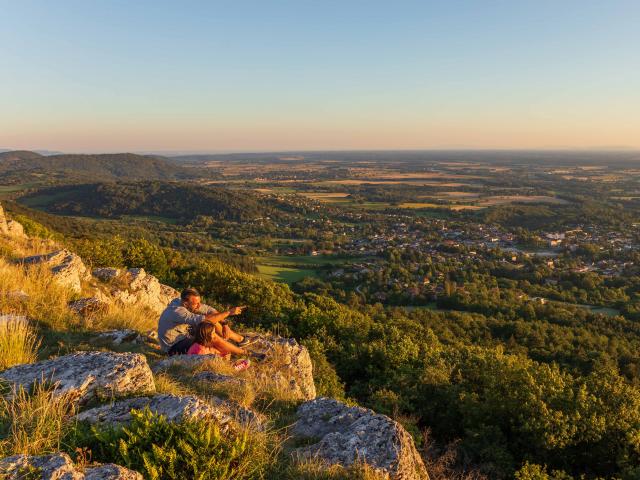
<box><xmin>68</xmin><ymin>408</ymin><xmax>273</xmax><ymax>480</ymax></box>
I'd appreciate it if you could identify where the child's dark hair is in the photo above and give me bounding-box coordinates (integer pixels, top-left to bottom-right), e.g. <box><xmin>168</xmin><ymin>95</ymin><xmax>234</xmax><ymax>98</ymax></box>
<box><xmin>194</xmin><ymin>321</ymin><xmax>216</xmax><ymax>347</ymax></box>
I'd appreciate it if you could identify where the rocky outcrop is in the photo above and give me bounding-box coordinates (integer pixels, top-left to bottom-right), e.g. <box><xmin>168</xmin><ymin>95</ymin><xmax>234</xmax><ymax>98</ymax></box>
<box><xmin>0</xmin><ymin>203</ymin><xmax>26</xmax><ymax>239</ymax></box>
<box><xmin>0</xmin><ymin>452</ymin><xmax>142</xmax><ymax>479</ymax></box>
<box><xmin>75</xmin><ymin>393</ymin><xmax>262</xmax><ymax>429</ymax></box>
<box><xmin>152</xmin><ymin>333</ymin><xmax>316</xmax><ymax>400</ymax></box>
<box><xmin>3</xmin><ymin>289</ymin><xmax>30</xmax><ymax>302</ymax></box>
<box><xmin>247</xmin><ymin>333</ymin><xmax>316</xmax><ymax>400</ymax></box>
<box><xmin>293</xmin><ymin>398</ymin><xmax>429</xmax><ymax>480</ymax></box>
<box><xmin>97</xmin><ymin>329</ymin><xmax>142</xmax><ymax>345</ymax></box>
<box><xmin>75</xmin><ymin>394</ymin><xmax>219</xmax><ymax>425</ymax></box>
<box><xmin>69</xmin><ymin>296</ymin><xmax>111</xmax><ymax>316</ymax></box>
<box><xmin>0</xmin><ymin>351</ymin><xmax>155</xmax><ymax>404</ymax></box>
<box><xmin>94</xmin><ymin>267</ymin><xmax>178</xmax><ymax>315</ymax></box>
<box><xmin>21</xmin><ymin>249</ymin><xmax>89</xmax><ymax>293</ymax></box>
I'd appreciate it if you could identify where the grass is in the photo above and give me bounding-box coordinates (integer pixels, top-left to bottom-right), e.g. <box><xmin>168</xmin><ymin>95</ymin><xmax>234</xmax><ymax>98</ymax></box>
<box><xmin>256</xmin><ymin>264</ymin><xmax>317</xmax><ymax>284</ymax></box>
<box><xmin>0</xmin><ymin>382</ymin><xmax>77</xmax><ymax>457</ymax></box>
<box><xmin>0</xmin><ymin>256</ymin><xmax>80</xmax><ymax>332</ymax></box>
<box><xmin>0</xmin><ymin>315</ymin><xmax>41</xmax><ymax>370</ymax></box>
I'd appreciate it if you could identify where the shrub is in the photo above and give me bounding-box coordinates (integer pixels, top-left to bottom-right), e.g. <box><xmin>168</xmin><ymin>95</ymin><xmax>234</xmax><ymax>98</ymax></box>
<box><xmin>0</xmin><ymin>315</ymin><xmax>40</xmax><ymax>370</ymax></box>
<box><xmin>68</xmin><ymin>408</ymin><xmax>273</xmax><ymax>480</ymax></box>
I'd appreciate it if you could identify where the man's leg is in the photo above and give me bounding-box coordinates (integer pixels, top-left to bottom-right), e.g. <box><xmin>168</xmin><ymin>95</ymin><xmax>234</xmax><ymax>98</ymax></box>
<box><xmin>211</xmin><ymin>335</ymin><xmax>245</xmax><ymax>356</ymax></box>
<box><xmin>214</xmin><ymin>323</ymin><xmax>244</xmax><ymax>342</ymax></box>
<box><xmin>168</xmin><ymin>336</ymin><xmax>195</xmax><ymax>356</ymax></box>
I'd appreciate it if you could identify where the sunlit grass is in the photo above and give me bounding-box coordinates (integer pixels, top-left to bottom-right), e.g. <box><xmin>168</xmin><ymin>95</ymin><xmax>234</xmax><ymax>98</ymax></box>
<box><xmin>0</xmin><ymin>315</ymin><xmax>40</xmax><ymax>370</ymax></box>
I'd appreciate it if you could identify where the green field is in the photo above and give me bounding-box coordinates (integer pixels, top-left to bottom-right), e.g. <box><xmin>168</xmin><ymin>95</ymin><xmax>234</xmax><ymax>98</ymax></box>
<box><xmin>256</xmin><ymin>254</ymin><xmax>351</xmax><ymax>284</ymax></box>
<box><xmin>256</xmin><ymin>264</ymin><xmax>317</xmax><ymax>283</ymax></box>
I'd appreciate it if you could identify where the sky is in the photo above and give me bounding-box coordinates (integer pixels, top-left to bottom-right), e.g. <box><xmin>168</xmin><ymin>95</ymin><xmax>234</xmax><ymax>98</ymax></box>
<box><xmin>1</xmin><ymin>0</ymin><xmax>639</xmax><ymax>153</ymax></box>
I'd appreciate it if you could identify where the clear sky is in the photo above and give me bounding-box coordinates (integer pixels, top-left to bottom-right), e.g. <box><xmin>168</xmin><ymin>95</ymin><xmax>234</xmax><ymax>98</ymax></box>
<box><xmin>1</xmin><ymin>0</ymin><xmax>639</xmax><ymax>153</ymax></box>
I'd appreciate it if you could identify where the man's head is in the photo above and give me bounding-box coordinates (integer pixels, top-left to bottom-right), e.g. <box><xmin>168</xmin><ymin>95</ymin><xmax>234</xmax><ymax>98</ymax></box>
<box><xmin>180</xmin><ymin>288</ymin><xmax>201</xmax><ymax>313</ymax></box>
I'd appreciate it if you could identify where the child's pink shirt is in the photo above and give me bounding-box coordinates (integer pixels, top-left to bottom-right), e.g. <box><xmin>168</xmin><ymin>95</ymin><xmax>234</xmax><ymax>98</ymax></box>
<box><xmin>187</xmin><ymin>342</ymin><xmax>223</xmax><ymax>356</ymax></box>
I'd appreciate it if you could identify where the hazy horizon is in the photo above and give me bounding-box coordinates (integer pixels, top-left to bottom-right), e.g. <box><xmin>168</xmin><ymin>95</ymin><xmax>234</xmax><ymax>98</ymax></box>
<box><xmin>1</xmin><ymin>0</ymin><xmax>639</xmax><ymax>152</ymax></box>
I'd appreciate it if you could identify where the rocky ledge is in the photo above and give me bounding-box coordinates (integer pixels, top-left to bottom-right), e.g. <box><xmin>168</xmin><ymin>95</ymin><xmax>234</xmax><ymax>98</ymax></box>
<box><xmin>293</xmin><ymin>397</ymin><xmax>429</xmax><ymax>480</ymax></box>
<box><xmin>75</xmin><ymin>393</ymin><xmax>262</xmax><ymax>430</ymax></box>
<box><xmin>0</xmin><ymin>452</ymin><xmax>142</xmax><ymax>479</ymax></box>
<box><xmin>153</xmin><ymin>333</ymin><xmax>316</xmax><ymax>401</ymax></box>
<box><xmin>0</xmin><ymin>203</ymin><xmax>26</xmax><ymax>239</ymax></box>
<box><xmin>0</xmin><ymin>351</ymin><xmax>155</xmax><ymax>404</ymax></box>
<box><xmin>21</xmin><ymin>249</ymin><xmax>90</xmax><ymax>293</ymax></box>
<box><xmin>93</xmin><ymin>267</ymin><xmax>178</xmax><ymax>315</ymax></box>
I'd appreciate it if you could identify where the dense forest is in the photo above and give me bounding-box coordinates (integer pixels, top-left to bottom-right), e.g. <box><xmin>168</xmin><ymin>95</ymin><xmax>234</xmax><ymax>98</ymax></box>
<box><xmin>9</xmin><ymin>210</ymin><xmax>640</xmax><ymax>479</ymax></box>
<box><xmin>0</xmin><ymin>150</ymin><xmax>191</xmax><ymax>182</ymax></box>
<box><xmin>19</xmin><ymin>182</ymin><xmax>279</xmax><ymax>222</ymax></box>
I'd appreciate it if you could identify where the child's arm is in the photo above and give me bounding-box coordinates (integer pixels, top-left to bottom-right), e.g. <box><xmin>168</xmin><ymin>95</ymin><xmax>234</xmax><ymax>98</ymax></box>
<box><xmin>211</xmin><ymin>335</ymin><xmax>245</xmax><ymax>356</ymax></box>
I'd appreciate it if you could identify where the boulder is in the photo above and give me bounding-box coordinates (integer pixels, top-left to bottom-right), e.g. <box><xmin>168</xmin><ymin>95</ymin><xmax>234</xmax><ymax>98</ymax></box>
<box><xmin>69</xmin><ymin>296</ymin><xmax>111</xmax><ymax>316</ymax></box>
<box><xmin>153</xmin><ymin>333</ymin><xmax>315</xmax><ymax>400</ymax></box>
<box><xmin>0</xmin><ymin>452</ymin><xmax>142</xmax><ymax>479</ymax></box>
<box><xmin>97</xmin><ymin>329</ymin><xmax>141</xmax><ymax>345</ymax></box>
<box><xmin>0</xmin><ymin>203</ymin><xmax>26</xmax><ymax>239</ymax></box>
<box><xmin>75</xmin><ymin>394</ymin><xmax>222</xmax><ymax>425</ymax></box>
<box><xmin>97</xmin><ymin>268</ymin><xmax>178</xmax><ymax>315</ymax></box>
<box><xmin>194</xmin><ymin>371</ymin><xmax>247</xmax><ymax>386</ymax></box>
<box><xmin>3</xmin><ymin>289</ymin><xmax>30</xmax><ymax>302</ymax></box>
<box><xmin>245</xmin><ymin>333</ymin><xmax>316</xmax><ymax>400</ymax></box>
<box><xmin>293</xmin><ymin>397</ymin><xmax>429</xmax><ymax>480</ymax></box>
<box><xmin>0</xmin><ymin>351</ymin><xmax>155</xmax><ymax>404</ymax></box>
<box><xmin>92</xmin><ymin>267</ymin><xmax>121</xmax><ymax>282</ymax></box>
<box><xmin>74</xmin><ymin>393</ymin><xmax>261</xmax><ymax>429</ymax></box>
<box><xmin>21</xmin><ymin>249</ymin><xmax>89</xmax><ymax>293</ymax></box>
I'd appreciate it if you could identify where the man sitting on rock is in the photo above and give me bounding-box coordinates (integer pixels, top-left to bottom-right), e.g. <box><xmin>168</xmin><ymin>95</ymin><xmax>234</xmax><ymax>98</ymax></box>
<box><xmin>158</xmin><ymin>287</ymin><xmax>252</xmax><ymax>355</ymax></box>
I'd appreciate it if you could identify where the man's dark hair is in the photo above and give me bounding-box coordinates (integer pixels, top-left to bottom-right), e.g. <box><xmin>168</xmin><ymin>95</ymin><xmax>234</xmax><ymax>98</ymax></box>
<box><xmin>181</xmin><ymin>288</ymin><xmax>201</xmax><ymax>302</ymax></box>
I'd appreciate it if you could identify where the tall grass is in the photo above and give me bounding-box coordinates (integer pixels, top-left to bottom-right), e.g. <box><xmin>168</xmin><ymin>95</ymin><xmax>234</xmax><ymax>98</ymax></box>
<box><xmin>94</xmin><ymin>302</ymin><xmax>158</xmax><ymax>332</ymax></box>
<box><xmin>0</xmin><ymin>382</ymin><xmax>76</xmax><ymax>456</ymax></box>
<box><xmin>0</xmin><ymin>315</ymin><xmax>40</xmax><ymax>370</ymax></box>
<box><xmin>0</xmin><ymin>258</ymin><xmax>79</xmax><ymax>331</ymax></box>
<box><xmin>278</xmin><ymin>458</ymin><xmax>386</xmax><ymax>480</ymax></box>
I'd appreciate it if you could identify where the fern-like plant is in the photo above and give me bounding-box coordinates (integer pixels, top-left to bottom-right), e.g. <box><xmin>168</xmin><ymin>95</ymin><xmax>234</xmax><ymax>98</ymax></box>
<box><xmin>68</xmin><ymin>408</ymin><xmax>270</xmax><ymax>480</ymax></box>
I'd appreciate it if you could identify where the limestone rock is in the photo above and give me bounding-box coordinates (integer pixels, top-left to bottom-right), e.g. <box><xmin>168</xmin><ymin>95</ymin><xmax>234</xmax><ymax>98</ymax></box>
<box><xmin>21</xmin><ymin>249</ymin><xmax>89</xmax><ymax>293</ymax></box>
<box><xmin>69</xmin><ymin>296</ymin><xmax>111</xmax><ymax>316</ymax></box>
<box><xmin>75</xmin><ymin>394</ymin><xmax>222</xmax><ymax>425</ymax></box>
<box><xmin>0</xmin><ymin>203</ymin><xmax>26</xmax><ymax>239</ymax></box>
<box><xmin>0</xmin><ymin>313</ymin><xmax>28</xmax><ymax>324</ymax></box>
<box><xmin>97</xmin><ymin>329</ymin><xmax>141</xmax><ymax>345</ymax></box>
<box><xmin>3</xmin><ymin>289</ymin><xmax>30</xmax><ymax>302</ymax></box>
<box><xmin>246</xmin><ymin>333</ymin><xmax>316</xmax><ymax>400</ymax></box>
<box><xmin>92</xmin><ymin>267</ymin><xmax>121</xmax><ymax>282</ymax></box>
<box><xmin>96</xmin><ymin>267</ymin><xmax>178</xmax><ymax>315</ymax></box>
<box><xmin>0</xmin><ymin>452</ymin><xmax>142</xmax><ymax>479</ymax></box>
<box><xmin>293</xmin><ymin>397</ymin><xmax>429</xmax><ymax>480</ymax></box>
<box><xmin>152</xmin><ymin>353</ymin><xmax>226</xmax><ymax>373</ymax></box>
<box><xmin>194</xmin><ymin>371</ymin><xmax>246</xmax><ymax>386</ymax></box>
<box><xmin>0</xmin><ymin>351</ymin><xmax>155</xmax><ymax>404</ymax></box>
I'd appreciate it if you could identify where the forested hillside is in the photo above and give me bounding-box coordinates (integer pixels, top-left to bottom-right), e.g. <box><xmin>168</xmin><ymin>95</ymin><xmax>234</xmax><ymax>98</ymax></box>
<box><xmin>5</xmin><ymin>207</ymin><xmax>639</xmax><ymax>479</ymax></box>
<box><xmin>19</xmin><ymin>182</ymin><xmax>278</xmax><ymax>222</ymax></box>
<box><xmin>0</xmin><ymin>150</ymin><xmax>190</xmax><ymax>182</ymax></box>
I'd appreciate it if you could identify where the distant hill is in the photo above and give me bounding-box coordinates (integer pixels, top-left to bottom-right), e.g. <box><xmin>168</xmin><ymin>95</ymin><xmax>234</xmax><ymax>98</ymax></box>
<box><xmin>18</xmin><ymin>181</ymin><xmax>277</xmax><ymax>222</ymax></box>
<box><xmin>0</xmin><ymin>150</ymin><xmax>192</xmax><ymax>182</ymax></box>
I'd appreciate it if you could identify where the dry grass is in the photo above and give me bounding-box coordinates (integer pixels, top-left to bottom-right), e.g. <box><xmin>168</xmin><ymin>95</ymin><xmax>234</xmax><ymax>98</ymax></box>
<box><xmin>0</xmin><ymin>258</ymin><xmax>79</xmax><ymax>331</ymax></box>
<box><xmin>154</xmin><ymin>372</ymin><xmax>193</xmax><ymax>396</ymax></box>
<box><xmin>281</xmin><ymin>458</ymin><xmax>386</xmax><ymax>480</ymax></box>
<box><xmin>93</xmin><ymin>302</ymin><xmax>158</xmax><ymax>332</ymax></box>
<box><xmin>0</xmin><ymin>382</ymin><xmax>77</xmax><ymax>457</ymax></box>
<box><xmin>0</xmin><ymin>315</ymin><xmax>40</xmax><ymax>370</ymax></box>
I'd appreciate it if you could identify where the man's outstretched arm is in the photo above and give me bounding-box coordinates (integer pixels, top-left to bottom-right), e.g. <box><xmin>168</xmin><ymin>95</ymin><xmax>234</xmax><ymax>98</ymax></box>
<box><xmin>203</xmin><ymin>306</ymin><xmax>245</xmax><ymax>324</ymax></box>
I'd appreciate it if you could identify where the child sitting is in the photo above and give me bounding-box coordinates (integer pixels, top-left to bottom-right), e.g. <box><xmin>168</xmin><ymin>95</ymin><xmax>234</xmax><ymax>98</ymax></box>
<box><xmin>188</xmin><ymin>321</ymin><xmax>251</xmax><ymax>370</ymax></box>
